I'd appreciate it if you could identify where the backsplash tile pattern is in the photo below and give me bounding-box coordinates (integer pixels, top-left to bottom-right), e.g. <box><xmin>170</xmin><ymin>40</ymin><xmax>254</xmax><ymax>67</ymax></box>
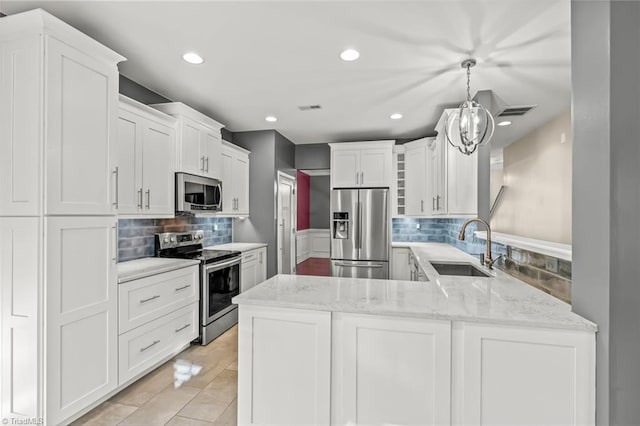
<box><xmin>392</xmin><ymin>217</ymin><xmax>572</xmax><ymax>304</ymax></box>
<box><xmin>118</xmin><ymin>217</ymin><xmax>232</xmax><ymax>262</ymax></box>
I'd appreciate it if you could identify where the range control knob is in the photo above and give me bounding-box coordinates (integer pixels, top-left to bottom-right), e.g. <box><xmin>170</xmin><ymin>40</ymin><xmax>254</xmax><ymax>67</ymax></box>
<box><xmin>170</xmin><ymin>236</ymin><xmax>177</xmax><ymax>243</ymax></box>
<box><xmin>163</xmin><ymin>237</ymin><xmax>170</xmax><ymax>243</ymax></box>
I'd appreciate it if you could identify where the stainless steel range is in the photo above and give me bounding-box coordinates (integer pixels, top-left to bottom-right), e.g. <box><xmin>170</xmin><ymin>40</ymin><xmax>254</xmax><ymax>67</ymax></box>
<box><xmin>155</xmin><ymin>231</ymin><xmax>241</xmax><ymax>345</ymax></box>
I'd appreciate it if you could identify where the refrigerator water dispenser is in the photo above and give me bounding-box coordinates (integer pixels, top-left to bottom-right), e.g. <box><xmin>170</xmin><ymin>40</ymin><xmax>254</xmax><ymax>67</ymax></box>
<box><xmin>333</xmin><ymin>212</ymin><xmax>349</xmax><ymax>239</ymax></box>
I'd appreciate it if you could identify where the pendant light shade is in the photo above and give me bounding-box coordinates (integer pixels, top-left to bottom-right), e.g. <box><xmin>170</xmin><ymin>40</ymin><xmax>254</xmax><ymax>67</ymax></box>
<box><xmin>445</xmin><ymin>59</ymin><xmax>495</xmax><ymax>155</ymax></box>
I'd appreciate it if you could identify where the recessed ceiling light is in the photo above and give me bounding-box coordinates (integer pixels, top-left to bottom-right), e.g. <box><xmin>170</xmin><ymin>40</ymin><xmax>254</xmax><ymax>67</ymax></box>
<box><xmin>265</xmin><ymin>116</ymin><xmax>278</xmax><ymax>123</ymax></box>
<box><xmin>390</xmin><ymin>113</ymin><xmax>403</xmax><ymax>120</ymax></box>
<box><xmin>497</xmin><ymin>120</ymin><xmax>512</xmax><ymax>127</ymax></box>
<box><xmin>340</xmin><ymin>49</ymin><xmax>360</xmax><ymax>61</ymax></box>
<box><xmin>182</xmin><ymin>52</ymin><xmax>204</xmax><ymax>64</ymax></box>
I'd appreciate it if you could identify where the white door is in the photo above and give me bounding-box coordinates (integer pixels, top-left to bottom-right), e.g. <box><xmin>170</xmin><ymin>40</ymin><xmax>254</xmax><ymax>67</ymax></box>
<box><xmin>238</xmin><ymin>306</ymin><xmax>331</xmax><ymax>425</ymax></box>
<box><xmin>45</xmin><ymin>36</ymin><xmax>117</xmax><ymax>215</ymax></box>
<box><xmin>332</xmin><ymin>313</ymin><xmax>451</xmax><ymax>426</ymax></box>
<box><xmin>45</xmin><ymin>216</ymin><xmax>118</xmax><ymax>425</ymax></box>
<box><xmin>447</xmin><ymin>143</ymin><xmax>477</xmax><ymax>215</ymax></box>
<box><xmin>116</xmin><ymin>110</ymin><xmax>143</xmax><ymax>215</ymax></box>
<box><xmin>405</xmin><ymin>143</ymin><xmax>427</xmax><ymax>215</ymax></box>
<box><xmin>360</xmin><ymin>148</ymin><xmax>392</xmax><ymax>187</ymax></box>
<box><xmin>241</xmin><ymin>256</ymin><xmax>258</xmax><ymax>293</ymax></box>
<box><xmin>220</xmin><ymin>148</ymin><xmax>234</xmax><ymax>214</ymax></box>
<box><xmin>233</xmin><ymin>154</ymin><xmax>250</xmax><ymax>214</ymax></box>
<box><xmin>203</xmin><ymin>130</ymin><xmax>222</xmax><ymax>179</ymax></box>
<box><xmin>0</xmin><ymin>36</ymin><xmax>41</xmax><ymax>216</ymax></box>
<box><xmin>432</xmin><ymin>138</ymin><xmax>447</xmax><ymax>215</ymax></box>
<box><xmin>331</xmin><ymin>149</ymin><xmax>360</xmax><ymax>188</ymax></box>
<box><xmin>180</xmin><ymin>118</ymin><xmax>203</xmax><ymax>176</ymax></box>
<box><xmin>0</xmin><ymin>218</ymin><xmax>40</xmax><ymax>420</ymax></box>
<box><xmin>142</xmin><ymin>123</ymin><xmax>174</xmax><ymax>216</ymax></box>
<box><xmin>277</xmin><ymin>172</ymin><xmax>296</xmax><ymax>274</ymax></box>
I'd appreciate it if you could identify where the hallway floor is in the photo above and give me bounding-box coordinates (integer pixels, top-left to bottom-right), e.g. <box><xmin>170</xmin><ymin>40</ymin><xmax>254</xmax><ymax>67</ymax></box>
<box><xmin>296</xmin><ymin>257</ymin><xmax>331</xmax><ymax>276</ymax></box>
<box><xmin>73</xmin><ymin>326</ymin><xmax>239</xmax><ymax>426</ymax></box>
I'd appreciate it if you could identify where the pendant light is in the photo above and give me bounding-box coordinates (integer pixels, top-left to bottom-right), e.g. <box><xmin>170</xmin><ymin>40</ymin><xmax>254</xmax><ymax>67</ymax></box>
<box><xmin>444</xmin><ymin>59</ymin><xmax>495</xmax><ymax>155</ymax></box>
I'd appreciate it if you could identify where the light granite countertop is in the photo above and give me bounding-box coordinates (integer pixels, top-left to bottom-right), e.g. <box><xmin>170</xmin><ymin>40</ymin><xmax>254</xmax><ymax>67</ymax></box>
<box><xmin>233</xmin><ymin>243</ymin><xmax>596</xmax><ymax>332</ymax></box>
<box><xmin>117</xmin><ymin>257</ymin><xmax>200</xmax><ymax>284</ymax></box>
<box><xmin>204</xmin><ymin>242</ymin><xmax>267</xmax><ymax>252</ymax></box>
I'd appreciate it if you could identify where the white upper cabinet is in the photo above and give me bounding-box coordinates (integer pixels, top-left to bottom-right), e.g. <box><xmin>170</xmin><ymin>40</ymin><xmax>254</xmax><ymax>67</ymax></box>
<box><xmin>404</xmin><ymin>139</ymin><xmax>430</xmax><ymax>216</ymax></box>
<box><xmin>427</xmin><ymin>137</ymin><xmax>447</xmax><ymax>215</ymax></box>
<box><xmin>0</xmin><ymin>19</ymin><xmax>124</xmax><ymax>216</ymax></box>
<box><xmin>117</xmin><ymin>96</ymin><xmax>176</xmax><ymax>217</ymax></box>
<box><xmin>221</xmin><ymin>141</ymin><xmax>250</xmax><ymax>215</ymax></box>
<box><xmin>435</xmin><ymin>109</ymin><xmax>477</xmax><ymax>215</ymax></box>
<box><xmin>150</xmin><ymin>102</ymin><xmax>224</xmax><ymax>180</ymax></box>
<box><xmin>329</xmin><ymin>141</ymin><xmax>394</xmax><ymax>188</ymax></box>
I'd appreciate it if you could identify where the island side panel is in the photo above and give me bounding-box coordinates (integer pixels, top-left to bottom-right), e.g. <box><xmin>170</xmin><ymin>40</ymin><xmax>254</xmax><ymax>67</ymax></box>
<box><xmin>455</xmin><ymin>322</ymin><xmax>596</xmax><ymax>426</ymax></box>
<box><xmin>237</xmin><ymin>305</ymin><xmax>331</xmax><ymax>426</ymax></box>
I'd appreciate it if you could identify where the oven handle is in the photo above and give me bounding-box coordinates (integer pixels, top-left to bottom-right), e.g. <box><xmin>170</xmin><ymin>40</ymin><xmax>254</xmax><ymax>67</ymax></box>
<box><xmin>204</xmin><ymin>257</ymin><xmax>241</xmax><ymax>272</ymax></box>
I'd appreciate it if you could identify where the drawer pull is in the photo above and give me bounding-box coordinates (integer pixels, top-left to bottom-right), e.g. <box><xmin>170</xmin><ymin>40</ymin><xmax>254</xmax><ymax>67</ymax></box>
<box><xmin>244</xmin><ymin>254</ymin><xmax>256</xmax><ymax>261</ymax></box>
<box><xmin>175</xmin><ymin>323</ymin><xmax>191</xmax><ymax>333</ymax></box>
<box><xmin>175</xmin><ymin>284</ymin><xmax>190</xmax><ymax>292</ymax></box>
<box><xmin>140</xmin><ymin>295</ymin><xmax>160</xmax><ymax>304</ymax></box>
<box><xmin>140</xmin><ymin>340</ymin><xmax>160</xmax><ymax>352</ymax></box>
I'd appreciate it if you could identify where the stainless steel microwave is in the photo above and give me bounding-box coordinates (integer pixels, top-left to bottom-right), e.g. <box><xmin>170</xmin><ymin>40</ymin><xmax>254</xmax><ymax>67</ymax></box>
<box><xmin>176</xmin><ymin>172</ymin><xmax>222</xmax><ymax>214</ymax></box>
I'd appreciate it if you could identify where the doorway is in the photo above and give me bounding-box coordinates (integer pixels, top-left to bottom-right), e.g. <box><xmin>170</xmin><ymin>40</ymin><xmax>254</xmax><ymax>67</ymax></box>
<box><xmin>277</xmin><ymin>171</ymin><xmax>296</xmax><ymax>274</ymax></box>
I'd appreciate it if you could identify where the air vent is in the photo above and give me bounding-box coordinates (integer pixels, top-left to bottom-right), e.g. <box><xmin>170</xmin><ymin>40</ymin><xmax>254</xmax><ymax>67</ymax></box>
<box><xmin>298</xmin><ymin>105</ymin><xmax>322</xmax><ymax>111</ymax></box>
<box><xmin>497</xmin><ymin>105</ymin><xmax>536</xmax><ymax>117</ymax></box>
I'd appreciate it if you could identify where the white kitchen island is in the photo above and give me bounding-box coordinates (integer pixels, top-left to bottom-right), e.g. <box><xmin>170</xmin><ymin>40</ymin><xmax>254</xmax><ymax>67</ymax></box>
<box><xmin>232</xmin><ymin>243</ymin><xmax>596</xmax><ymax>426</ymax></box>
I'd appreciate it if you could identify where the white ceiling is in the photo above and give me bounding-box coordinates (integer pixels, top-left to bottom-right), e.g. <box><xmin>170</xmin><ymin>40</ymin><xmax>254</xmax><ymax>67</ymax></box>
<box><xmin>1</xmin><ymin>0</ymin><xmax>571</xmax><ymax>149</ymax></box>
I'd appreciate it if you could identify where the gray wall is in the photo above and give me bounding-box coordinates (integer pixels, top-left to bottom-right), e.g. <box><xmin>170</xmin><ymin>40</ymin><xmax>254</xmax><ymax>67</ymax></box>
<box><xmin>118</xmin><ymin>75</ymin><xmax>234</xmax><ymax>142</ymax></box>
<box><xmin>572</xmin><ymin>1</ymin><xmax>640</xmax><ymax>424</ymax></box>
<box><xmin>295</xmin><ymin>143</ymin><xmax>330</xmax><ymax>170</ymax></box>
<box><xmin>310</xmin><ymin>175</ymin><xmax>330</xmax><ymax>228</ymax></box>
<box><xmin>275</xmin><ymin>131</ymin><xmax>296</xmax><ymax>171</ymax></box>
<box><xmin>232</xmin><ymin>131</ymin><xmax>277</xmax><ymax>277</ymax></box>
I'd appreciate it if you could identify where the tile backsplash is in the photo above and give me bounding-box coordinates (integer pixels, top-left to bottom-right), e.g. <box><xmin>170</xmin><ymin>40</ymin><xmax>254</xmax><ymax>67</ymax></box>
<box><xmin>118</xmin><ymin>216</ymin><xmax>232</xmax><ymax>262</ymax></box>
<box><xmin>392</xmin><ymin>217</ymin><xmax>572</xmax><ymax>304</ymax></box>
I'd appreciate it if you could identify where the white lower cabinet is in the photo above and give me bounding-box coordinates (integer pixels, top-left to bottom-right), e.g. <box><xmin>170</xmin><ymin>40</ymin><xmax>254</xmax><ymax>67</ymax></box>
<box><xmin>241</xmin><ymin>248</ymin><xmax>267</xmax><ymax>292</ymax></box>
<box><xmin>454</xmin><ymin>322</ymin><xmax>595</xmax><ymax>426</ymax></box>
<box><xmin>332</xmin><ymin>314</ymin><xmax>451</xmax><ymax>426</ymax></box>
<box><xmin>117</xmin><ymin>266</ymin><xmax>200</xmax><ymax>385</ymax></box>
<box><xmin>237</xmin><ymin>306</ymin><xmax>596</xmax><ymax>426</ymax></box>
<box><xmin>391</xmin><ymin>247</ymin><xmax>411</xmax><ymax>280</ymax></box>
<box><xmin>45</xmin><ymin>216</ymin><xmax>118</xmax><ymax>425</ymax></box>
<box><xmin>118</xmin><ymin>302</ymin><xmax>198</xmax><ymax>385</ymax></box>
<box><xmin>238</xmin><ymin>306</ymin><xmax>331</xmax><ymax>425</ymax></box>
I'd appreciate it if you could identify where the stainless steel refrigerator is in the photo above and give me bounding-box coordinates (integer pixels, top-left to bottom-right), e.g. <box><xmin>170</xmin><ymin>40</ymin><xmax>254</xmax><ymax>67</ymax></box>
<box><xmin>330</xmin><ymin>188</ymin><xmax>390</xmax><ymax>279</ymax></box>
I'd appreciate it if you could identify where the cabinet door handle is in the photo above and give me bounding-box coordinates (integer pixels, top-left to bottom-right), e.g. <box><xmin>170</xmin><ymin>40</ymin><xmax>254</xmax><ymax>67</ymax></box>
<box><xmin>146</xmin><ymin>189</ymin><xmax>151</xmax><ymax>209</ymax></box>
<box><xmin>205</xmin><ymin>157</ymin><xmax>209</xmax><ymax>173</ymax></box>
<box><xmin>259</xmin><ymin>252</ymin><xmax>263</xmax><ymax>263</ymax></box>
<box><xmin>421</xmin><ymin>200</ymin><xmax>424</xmax><ymax>212</ymax></box>
<box><xmin>433</xmin><ymin>197</ymin><xmax>436</xmax><ymax>211</ymax></box>
<box><xmin>175</xmin><ymin>284</ymin><xmax>190</xmax><ymax>292</ymax></box>
<box><xmin>355</xmin><ymin>171</ymin><xmax>359</xmax><ymax>185</ymax></box>
<box><xmin>175</xmin><ymin>324</ymin><xmax>191</xmax><ymax>333</ymax></box>
<box><xmin>436</xmin><ymin>195</ymin><xmax>441</xmax><ymax>211</ymax></box>
<box><xmin>112</xmin><ymin>223</ymin><xmax>117</xmax><ymax>263</ymax></box>
<box><xmin>201</xmin><ymin>156</ymin><xmax>205</xmax><ymax>171</ymax></box>
<box><xmin>112</xmin><ymin>167</ymin><xmax>119</xmax><ymax>208</ymax></box>
<box><xmin>360</xmin><ymin>171</ymin><xmax>364</xmax><ymax>184</ymax></box>
<box><xmin>140</xmin><ymin>340</ymin><xmax>160</xmax><ymax>352</ymax></box>
<box><xmin>138</xmin><ymin>188</ymin><xmax>143</xmax><ymax>209</ymax></box>
<box><xmin>140</xmin><ymin>295</ymin><xmax>160</xmax><ymax>304</ymax></box>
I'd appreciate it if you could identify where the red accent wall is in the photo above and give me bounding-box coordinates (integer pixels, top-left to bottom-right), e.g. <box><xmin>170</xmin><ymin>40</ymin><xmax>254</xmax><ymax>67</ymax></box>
<box><xmin>297</xmin><ymin>170</ymin><xmax>310</xmax><ymax>230</ymax></box>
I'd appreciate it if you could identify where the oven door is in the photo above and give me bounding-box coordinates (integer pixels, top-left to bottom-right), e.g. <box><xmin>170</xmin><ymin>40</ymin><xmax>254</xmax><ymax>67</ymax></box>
<box><xmin>201</xmin><ymin>257</ymin><xmax>241</xmax><ymax>325</ymax></box>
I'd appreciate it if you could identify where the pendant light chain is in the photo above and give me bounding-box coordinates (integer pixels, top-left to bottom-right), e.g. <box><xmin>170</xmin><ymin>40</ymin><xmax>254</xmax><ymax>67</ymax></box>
<box><xmin>466</xmin><ymin>63</ymin><xmax>472</xmax><ymax>102</ymax></box>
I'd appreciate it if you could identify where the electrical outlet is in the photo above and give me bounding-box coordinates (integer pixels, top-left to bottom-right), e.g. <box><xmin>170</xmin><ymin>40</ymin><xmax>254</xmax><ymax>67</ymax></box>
<box><xmin>416</xmin><ymin>223</ymin><xmax>420</xmax><ymax>230</ymax></box>
<box><xmin>560</xmin><ymin>132</ymin><xmax>567</xmax><ymax>144</ymax></box>
<box><xmin>545</xmin><ymin>257</ymin><xmax>559</xmax><ymax>273</ymax></box>
<box><xmin>213</xmin><ymin>224</ymin><xmax>218</xmax><ymax>231</ymax></box>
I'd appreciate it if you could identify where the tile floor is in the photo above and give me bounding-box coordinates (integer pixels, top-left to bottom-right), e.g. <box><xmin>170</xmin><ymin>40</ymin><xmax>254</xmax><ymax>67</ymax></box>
<box><xmin>73</xmin><ymin>325</ymin><xmax>239</xmax><ymax>426</ymax></box>
<box><xmin>296</xmin><ymin>257</ymin><xmax>331</xmax><ymax>276</ymax></box>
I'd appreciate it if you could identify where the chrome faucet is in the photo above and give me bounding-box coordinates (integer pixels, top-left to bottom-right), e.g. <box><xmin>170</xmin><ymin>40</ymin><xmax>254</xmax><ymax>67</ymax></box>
<box><xmin>458</xmin><ymin>218</ymin><xmax>500</xmax><ymax>269</ymax></box>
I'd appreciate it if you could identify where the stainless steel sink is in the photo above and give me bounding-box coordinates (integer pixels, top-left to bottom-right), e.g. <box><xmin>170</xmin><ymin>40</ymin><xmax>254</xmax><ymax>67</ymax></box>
<box><xmin>429</xmin><ymin>262</ymin><xmax>492</xmax><ymax>278</ymax></box>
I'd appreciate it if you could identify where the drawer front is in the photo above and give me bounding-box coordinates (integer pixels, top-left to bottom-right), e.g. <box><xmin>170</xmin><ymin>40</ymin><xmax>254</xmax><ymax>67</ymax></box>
<box><xmin>118</xmin><ymin>302</ymin><xmax>198</xmax><ymax>385</ymax></box>
<box><xmin>242</xmin><ymin>249</ymin><xmax>259</xmax><ymax>263</ymax></box>
<box><xmin>119</xmin><ymin>266</ymin><xmax>199</xmax><ymax>333</ymax></box>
